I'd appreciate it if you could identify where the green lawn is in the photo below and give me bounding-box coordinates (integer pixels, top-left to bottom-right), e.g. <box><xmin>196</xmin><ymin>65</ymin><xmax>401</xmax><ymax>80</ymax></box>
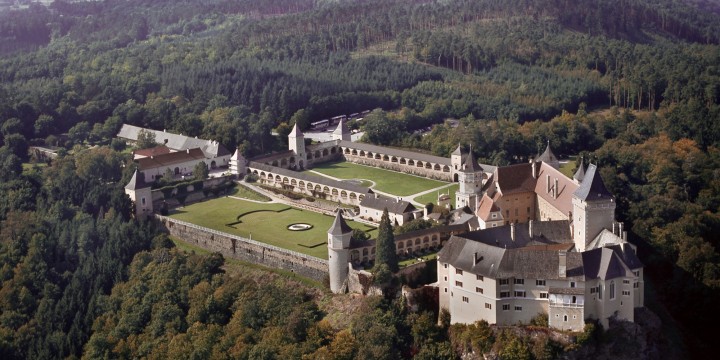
<box><xmin>307</xmin><ymin>161</ymin><xmax>448</xmax><ymax>196</ymax></box>
<box><xmin>414</xmin><ymin>184</ymin><xmax>458</xmax><ymax>206</ymax></box>
<box><xmin>230</xmin><ymin>185</ymin><xmax>272</xmax><ymax>202</ymax></box>
<box><xmin>169</xmin><ymin>197</ymin><xmax>375</xmax><ymax>259</ymax></box>
<box><xmin>559</xmin><ymin>155</ymin><xmax>578</xmax><ymax>178</ymax></box>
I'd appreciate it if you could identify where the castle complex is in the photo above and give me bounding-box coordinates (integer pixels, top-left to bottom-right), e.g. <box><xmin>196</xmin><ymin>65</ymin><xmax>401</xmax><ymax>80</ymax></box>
<box><xmin>125</xmin><ymin>119</ymin><xmax>643</xmax><ymax>331</ymax></box>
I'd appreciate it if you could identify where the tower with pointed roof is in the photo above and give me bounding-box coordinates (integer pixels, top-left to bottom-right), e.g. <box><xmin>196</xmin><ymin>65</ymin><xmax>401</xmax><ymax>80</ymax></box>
<box><xmin>288</xmin><ymin>124</ymin><xmax>306</xmax><ymax>169</ymax></box>
<box><xmin>455</xmin><ymin>146</ymin><xmax>484</xmax><ymax>211</ymax></box>
<box><xmin>229</xmin><ymin>148</ymin><xmax>246</xmax><ymax>178</ymax></box>
<box><xmin>328</xmin><ymin>210</ymin><xmax>354</xmax><ymax>293</ymax></box>
<box><xmin>572</xmin><ymin>157</ymin><xmax>586</xmax><ymax>184</ymax></box>
<box><xmin>536</xmin><ymin>141</ymin><xmax>560</xmax><ymax>169</ymax></box>
<box><xmin>572</xmin><ymin>164</ymin><xmax>616</xmax><ymax>251</ymax></box>
<box><xmin>125</xmin><ymin>169</ymin><xmax>153</xmax><ymax>219</ymax></box>
<box><xmin>450</xmin><ymin>144</ymin><xmax>463</xmax><ymax>181</ymax></box>
<box><xmin>332</xmin><ymin>119</ymin><xmax>351</xmax><ymax>141</ymax></box>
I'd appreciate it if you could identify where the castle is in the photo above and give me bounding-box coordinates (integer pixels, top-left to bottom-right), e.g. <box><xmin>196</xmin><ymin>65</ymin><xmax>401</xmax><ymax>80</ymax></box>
<box><xmin>125</xmin><ymin>119</ymin><xmax>643</xmax><ymax>331</ymax></box>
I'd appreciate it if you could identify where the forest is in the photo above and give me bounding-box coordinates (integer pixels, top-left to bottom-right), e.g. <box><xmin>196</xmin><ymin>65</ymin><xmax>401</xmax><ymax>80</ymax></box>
<box><xmin>0</xmin><ymin>0</ymin><xmax>718</xmax><ymax>358</ymax></box>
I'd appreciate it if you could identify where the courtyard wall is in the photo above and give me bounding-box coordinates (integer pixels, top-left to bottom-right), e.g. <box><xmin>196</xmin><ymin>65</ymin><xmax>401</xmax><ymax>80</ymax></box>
<box><xmin>156</xmin><ymin>215</ymin><xmax>329</xmax><ymax>281</ymax></box>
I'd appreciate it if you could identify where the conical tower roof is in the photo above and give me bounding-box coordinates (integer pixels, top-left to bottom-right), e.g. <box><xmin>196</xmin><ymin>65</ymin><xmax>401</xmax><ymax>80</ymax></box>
<box><xmin>573</xmin><ymin>158</ymin><xmax>586</xmax><ymax>182</ymax></box>
<box><xmin>573</xmin><ymin>164</ymin><xmax>613</xmax><ymax>201</ymax></box>
<box><xmin>329</xmin><ymin>210</ymin><xmax>353</xmax><ymax>236</ymax></box>
<box><xmin>125</xmin><ymin>169</ymin><xmax>148</xmax><ymax>190</ymax></box>
<box><xmin>451</xmin><ymin>144</ymin><xmax>462</xmax><ymax>156</ymax></box>
<box><xmin>462</xmin><ymin>146</ymin><xmax>483</xmax><ymax>172</ymax></box>
<box><xmin>289</xmin><ymin>123</ymin><xmax>303</xmax><ymax>137</ymax></box>
<box><xmin>536</xmin><ymin>140</ymin><xmax>558</xmax><ymax>165</ymax></box>
<box><xmin>333</xmin><ymin>119</ymin><xmax>349</xmax><ymax>136</ymax></box>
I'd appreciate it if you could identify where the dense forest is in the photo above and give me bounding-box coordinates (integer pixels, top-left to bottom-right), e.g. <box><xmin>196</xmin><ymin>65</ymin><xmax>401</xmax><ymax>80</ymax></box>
<box><xmin>0</xmin><ymin>0</ymin><xmax>719</xmax><ymax>358</ymax></box>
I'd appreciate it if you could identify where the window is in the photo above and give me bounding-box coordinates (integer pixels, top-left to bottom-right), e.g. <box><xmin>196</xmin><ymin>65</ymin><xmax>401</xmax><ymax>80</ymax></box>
<box><xmin>564</xmin><ymin>315</ymin><xmax>568</xmax><ymax>322</ymax></box>
<box><xmin>633</xmin><ymin>282</ymin><xmax>640</xmax><ymax>289</ymax></box>
<box><xmin>456</xmin><ymin>269</ymin><xmax>463</xmax><ymax>275</ymax></box>
<box><xmin>610</xmin><ymin>281</ymin><xmax>616</xmax><ymax>300</ymax></box>
<box><xmin>444</xmin><ymin>288</ymin><xmax>447</xmax><ymax>293</ymax></box>
<box><xmin>514</xmin><ymin>306</ymin><xmax>522</xmax><ymax>311</ymax></box>
<box><xmin>477</xmin><ymin>275</ymin><xmax>484</xmax><ymax>281</ymax></box>
<box><xmin>514</xmin><ymin>291</ymin><xmax>526</xmax><ymax>298</ymax></box>
<box><xmin>499</xmin><ymin>279</ymin><xmax>509</xmax><ymax>286</ymax></box>
<box><xmin>570</xmin><ymin>281</ymin><xmax>576</xmax><ymax>288</ymax></box>
<box><xmin>476</xmin><ymin>287</ymin><xmax>484</xmax><ymax>294</ymax></box>
<box><xmin>455</xmin><ymin>281</ymin><xmax>463</xmax><ymax>287</ymax></box>
<box><xmin>598</xmin><ymin>285</ymin><xmax>603</xmax><ymax>300</ymax></box>
<box><xmin>444</xmin><ymin>276</ymin><xmax>447</xmax><ymax>281</ymax></box>
<box><xmin>540</xmin><ymin>292</ymin><xmax>548</xmax><ymax>299</ymax></box>
<box><xmin>622</xmin><ymin>290</ymin><xmax>631</xmax><ymax>296</ymax></box>
<box><xmin>141</xmin><ymin>197</ymin><xmax>146</xmax><ymax>206</ymax></box>
<box><xmin>514</xmin><ymin>278</ymin><xmax>524</xmax><ymax>285</ymax></box>
<box><xmin>492</xmin><ymin>224</ymin><xmax>497</xmax><ymax>227</ymax></box>
<box><xmin>443</xmin><ymin>263</ymin><xmax>448</xmax><ymax>269</ymax></box>
<box><xmin>485</xmin><ymin>303</ymin><xmax>492</xmax><ymax>309</ymax></box>
<box><xmin>462</xmin><ymin>296</ymin><xmax>469</xmax><ymax>303</ymax></box>
<box><xmin>633</xmin><ymin>270</ymin><xmax>640</xmax><ymax>277</ymax></box>
<box><xmin>536</xmin><ymin>280</ymin><xmax>546</xmax><ymax>286</ymax></box>
<box><xmin>500</xmin><ymin>291</ymin><xmax>510</xmax><ymax>298</ymax></box>
<box><xmin>502</xmin><ymin>304</ymin><xmax>510</xmax><ymax>311</ymax></box>
<box><xmin>623</xmin><ymin>279</ymin><xmax>630</xmax><ymax>285</ymax></box>
<box><xmin>492</xmin><ymin>214</ymin><xmax>497</xmax><ymax>219</ymax></box>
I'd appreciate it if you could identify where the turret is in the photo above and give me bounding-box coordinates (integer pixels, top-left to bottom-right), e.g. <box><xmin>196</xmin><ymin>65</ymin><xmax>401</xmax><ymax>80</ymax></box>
<box><xmin>455</xmin><ymin>146</ymin><xmax>484</xmax><ymax>211</ymax></box>
<box><xmin>450</xmin><ymin>144</ymin><xmax>462</xmax><ymax>173</ymax></box>
<box><xmin>572</xmin><ymin>164</ymin><xmax>616</xmax><ymax>251</ymax></box>
<box><xmin>537</xmin><ymin>140</ymin><xmax>560</xmax><ymax>169</ymax></box>
<box><xmin>288</xmin><ymin>124</ymin><xmax>306</xmax><ymax>169</ymax></box>
<box><xmin>229</xmin><ymin>148</ymin><xmax>246</xmax><ymax>178</ymax></box>
<box><xmin>572</xmin><ymin>157</ymin><xmax>586</xmax><ymax>184</ymax></box>
<box><xmin>328</xmin><ymin>210</ymin><xmax>354</xmax><ymax>293</ymax></box>
<box><xmin>125</xmin><ymin>169</ymin><xmax>153</xmax><ymax>219</ymax></box>
<box><xmin>332</xmin><ymin>119</ymin><xmax>351</xmax><ymax>141</ymax></box>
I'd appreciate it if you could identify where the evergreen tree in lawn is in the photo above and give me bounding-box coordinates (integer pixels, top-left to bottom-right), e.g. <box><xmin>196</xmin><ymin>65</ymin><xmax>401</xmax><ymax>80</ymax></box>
<box><xmin>374</xmin><ymin>208</ymin><xmax>399</xmax><ymax>273</ymax></box>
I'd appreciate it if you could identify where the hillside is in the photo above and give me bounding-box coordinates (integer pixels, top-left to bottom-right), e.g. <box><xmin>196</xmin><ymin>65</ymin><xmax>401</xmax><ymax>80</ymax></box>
<box><xmin>0</xmin><ymin>0</ymin><xmax>718</xmax><ymax>358</ymax></box>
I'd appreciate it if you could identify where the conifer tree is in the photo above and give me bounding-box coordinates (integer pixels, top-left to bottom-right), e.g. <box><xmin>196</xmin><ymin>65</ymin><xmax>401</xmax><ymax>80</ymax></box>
<box><xmin>374</xmin><ymin>208</ymin><xmax>399</xmax><ymax>273</ymax></box>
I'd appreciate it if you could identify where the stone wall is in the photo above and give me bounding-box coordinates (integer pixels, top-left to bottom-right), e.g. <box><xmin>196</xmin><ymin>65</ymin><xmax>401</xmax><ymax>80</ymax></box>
<box><xmin>156</xmin><ymin>216</ymin><xmax>329</xmax><ymax>281</ymax></box>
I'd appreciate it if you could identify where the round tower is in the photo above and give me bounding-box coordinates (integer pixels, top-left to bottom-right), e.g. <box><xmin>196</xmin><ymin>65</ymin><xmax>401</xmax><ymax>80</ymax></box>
<box><xmin>328</xmin><ymin>210</ymin><xmax>353</xmax><ymax>293</ymax></box>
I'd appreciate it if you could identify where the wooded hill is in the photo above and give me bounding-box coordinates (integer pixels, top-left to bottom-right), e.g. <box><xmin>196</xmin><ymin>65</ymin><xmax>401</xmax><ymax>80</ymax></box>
<box><xmin>0</xmin><ymin>0</ymin><xmax>718</xmax><ymax>358</ymax></box>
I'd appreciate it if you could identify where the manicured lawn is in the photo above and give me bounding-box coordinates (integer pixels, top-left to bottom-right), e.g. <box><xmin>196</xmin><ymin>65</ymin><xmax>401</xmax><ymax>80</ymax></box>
<box><xmin>559</xmin><ymin>156</ymin><xmax>577</xmax><ymax>178</ymax></box>
<box><xmin>414</xmin><ymin>183</ymin><xmax>458</xmax><ymax>206</ymax></box>
<box><xmin>399</xmin><ymin>252</ymin><xmax>437</xmax><ymax>268</ymax></box>
<box><xmin>169</xmin><ymin>197</ymin><xmax>375</xmax><ymax>259</ymax></box>
<box><xmin>307</xmin><ymin>161</ymin><xmax>448</xmax><ymax>196</ymax></box>
<box><xmin>230</xmin><ymin>185</ymin><xmax>272</xmax><ymax>202</ymax></box>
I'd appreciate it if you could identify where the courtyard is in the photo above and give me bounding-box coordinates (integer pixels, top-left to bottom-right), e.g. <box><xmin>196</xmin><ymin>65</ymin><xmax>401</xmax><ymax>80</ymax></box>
<box><xmin>305</xmin><ymin>161</ymin><xmax>448</xmax><ymax>196</ymax></box>
<box><xmin>169</xmin><ymin>197</ymin><xmax>376</xmax><ymax>259</ymax></box>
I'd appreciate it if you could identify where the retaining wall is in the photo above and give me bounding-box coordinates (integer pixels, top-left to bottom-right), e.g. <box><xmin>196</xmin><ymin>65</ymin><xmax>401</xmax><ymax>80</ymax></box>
<box><xmin>155</xmin><ymin>215</ymin><xmax>329</xmax><ymax>281</ymax></box>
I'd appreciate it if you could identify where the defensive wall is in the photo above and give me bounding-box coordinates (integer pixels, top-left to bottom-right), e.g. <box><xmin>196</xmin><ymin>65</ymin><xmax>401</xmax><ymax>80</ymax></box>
<box><xmin>155</xmin><ymin>215</ymin><xmax>329</xmax><ymax>281</ymax></box>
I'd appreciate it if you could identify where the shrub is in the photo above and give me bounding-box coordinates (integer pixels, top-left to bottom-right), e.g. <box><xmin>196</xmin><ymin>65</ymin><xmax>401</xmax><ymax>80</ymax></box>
<box><xmin>530</xmin><ymin>313</ymin><xmax>548</xmax><ymax>327</ymax></box>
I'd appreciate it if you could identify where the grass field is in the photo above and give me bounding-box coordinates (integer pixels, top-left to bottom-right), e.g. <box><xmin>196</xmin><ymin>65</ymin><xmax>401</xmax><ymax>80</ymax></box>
<box><xmin>169</xmin><ymin>197</ymin><xmax>376</xmax><ymax>259</ymax></box>
<box><xmin>229</xmin><ymin>185</ymin><xmax>272</xmax><ymax>202</ymax></box>
<box><xmin>559</xmin><ymin>155</ymin><xmax>578</xmax><ymax>178</ymax></box>
<box><xmin>414</xmin><ymin>184</ymin><xmax>458</xmax><ymax>206</ymax></box>
<box><xmin>307</xmin><ymin>161</ymin><xmax>448</xmax><ymax>196</ymax></box>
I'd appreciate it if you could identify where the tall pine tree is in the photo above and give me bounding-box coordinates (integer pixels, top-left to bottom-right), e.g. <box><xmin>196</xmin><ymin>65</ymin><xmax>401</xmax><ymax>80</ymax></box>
<box><xmin>374</xmin><ymin>208</ymin><xmax>399</xmax><ymax>273</ymax></box>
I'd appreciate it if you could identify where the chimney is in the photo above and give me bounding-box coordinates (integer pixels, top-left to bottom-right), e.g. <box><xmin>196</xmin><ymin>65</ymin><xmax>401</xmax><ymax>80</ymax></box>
<box><xmin>612</xmin><ymin>222</ymin><xmax>616</xmax><ymax>235</ymax></box>
<box><xmin>510</xmin><ymin>223</ymin><xmax>516</xmax><ymax>242</ymax></box>
<box><xmin>473</xmin><ymin>252</ymin><xmax>479</xmax><ymax>266</ymax></box>
<box><xmin>547</xmin><ymin>175</ymin><xmax>551</xmax><ymax>193</ymax></box>
<box><xmin>559</xmin><ymin>251</ymin><xmax>567</xmax><ymax>278</ymax></box>
<box><xmin>529</xmin><ymin>220</ymin><xmax>534</xmax><ymax>238</ymax></box>
<box><xmin>186</xmin><ymin>149</ymin><xmax>190</xmax><ymax>153</ymax></box>
<box><xmin>531</xmin><ymin>159</ymin><xmax>537</xmax><ymax>179</ymax></box>
<box><xmin>554</xmin><ymin>178</ymin><xmax>559</xmax><ymax>199</ymax></box>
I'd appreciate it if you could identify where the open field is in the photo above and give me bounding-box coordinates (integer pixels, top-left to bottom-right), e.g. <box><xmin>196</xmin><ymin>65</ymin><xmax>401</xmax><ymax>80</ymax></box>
<box><xmin>307</xmin><ymin>161</ymin><xmax>448</xmax><ymax>196</ymax></box>
<box><xmin>414</xmin><ymin>184</ymin><xmax>459</xmax><ymax>206</ymax></box>
<box><xmin>169</xmin><ymin>197</ymin><xmax>376</xmax><ymax>259</ymax></box>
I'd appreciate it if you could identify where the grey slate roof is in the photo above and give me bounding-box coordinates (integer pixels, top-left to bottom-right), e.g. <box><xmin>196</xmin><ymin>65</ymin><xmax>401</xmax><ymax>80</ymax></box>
<box><xmin>289</xmin><ymin>123</ymin><xmax>303</xmax><ymax>137</ymax></box>
<box><xmin>125</xmin><ymin>170</ymin><xmax>149</xmax><ymax>190</ymax></box>
<box><xmin>247</xmin><ymin>161</ymin><xmax>373</xmax><ymax>194</ymax></box>
<box><xmin>536</xmin><ymin>142</ymin><xmax>559</xmax><ymax>166</ymax></box>
<box><xmin>329</xmin><ymin>211</ymin><xmax>353</xmax><ymax>235</ymax></box>
<box><xmin>460</xmin><ymin>221</ymin><xmax>572</xmax><ymax>249</ymax></box>
<box><xmin>462</xmin><ymin>148</ymin><xmax>483</xmax><ymax>172</ymax></box>
<box><xmin>117</xmin><ymin>124</ymin><xmax>230</xmax><ymax>158</ymax></box>
<box><xmin>573</xmin><ymin>164</ymin><xmax>613</xmax><ymax>201</ymax></box>
<box><xmin>581</xmin><ymin>245</ymin><xmax>641</xmax><ymax>281</ymax></box>
<box><xmin>451</xmin><ymin>144</ymin><xmax>462</xmax><ymax>156</ymax></box>
<box><xmin>333</xmin><ymin>119</ymin><xmax>349</xmax><ymax>135</ymax></box>
<box><xmin>338</xmin><ymin>140</ymin><xmax>452</xmax><ymax>166</ymax></box>
<box><xmin>573</xmin><ymin>161</ymin><xmax>586</xmax><ymax>182</ymax></box>
<box><xmin>360</xmin><ymin>195</ymin><xmax>417</xmax><ymax>214</ymax></box>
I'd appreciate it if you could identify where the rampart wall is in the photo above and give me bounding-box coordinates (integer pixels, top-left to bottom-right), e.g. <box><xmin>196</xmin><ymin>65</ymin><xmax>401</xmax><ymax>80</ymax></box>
<box><xmin>155</xmin><ymin>215</ymin><xmax>329</xmax><ymax>281</ymax></box>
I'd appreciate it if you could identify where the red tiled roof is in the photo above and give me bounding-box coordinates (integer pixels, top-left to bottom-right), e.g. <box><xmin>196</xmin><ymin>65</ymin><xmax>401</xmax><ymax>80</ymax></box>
<box><xmin>133</xmin><ymin>145</ymin><xmax>171</xmax><ymax>158</ymax></box>
<box><xmin>136</xmin><ymin>148</ymin><xmax>206</xmax><ymax>170</ymax></box>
